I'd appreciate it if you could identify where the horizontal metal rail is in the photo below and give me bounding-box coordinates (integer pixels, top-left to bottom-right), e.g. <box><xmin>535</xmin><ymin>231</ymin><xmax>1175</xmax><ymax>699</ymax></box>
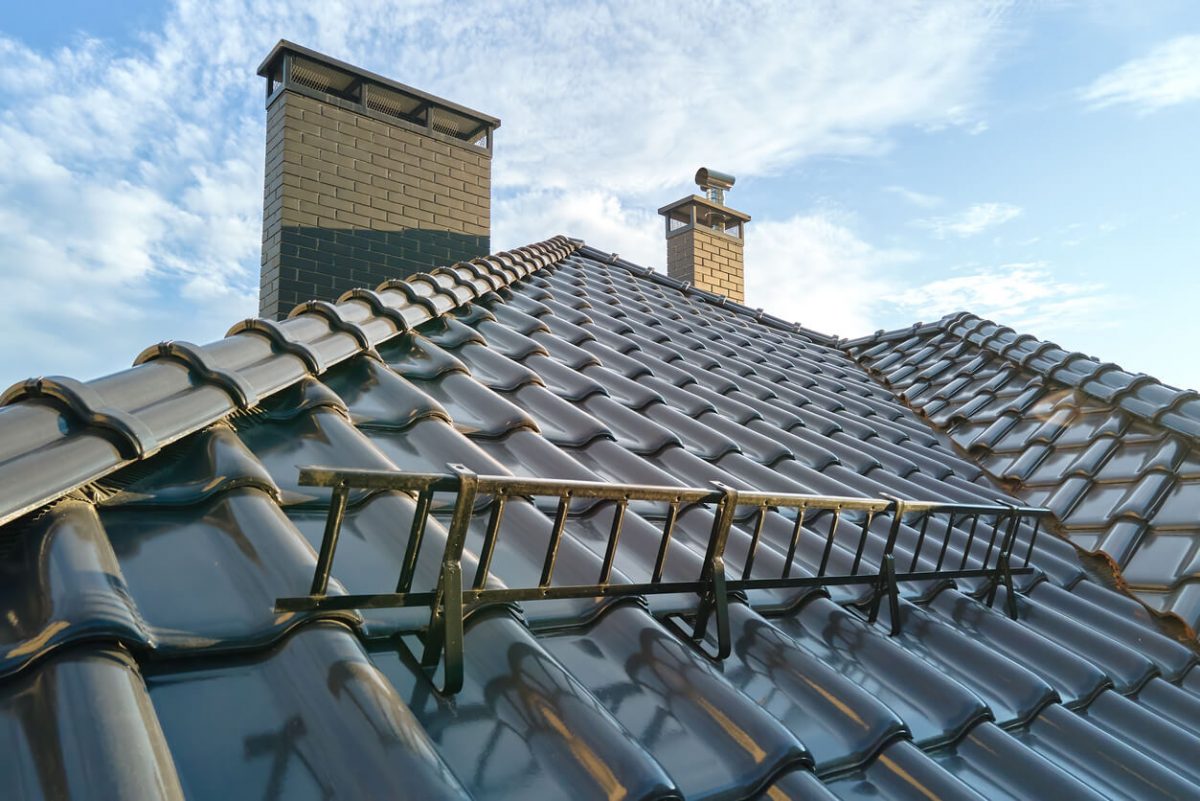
<box><xmin>277</xmin><ymin>465</ymin><xmax>1051</xmax><ymax>693</ymax></box>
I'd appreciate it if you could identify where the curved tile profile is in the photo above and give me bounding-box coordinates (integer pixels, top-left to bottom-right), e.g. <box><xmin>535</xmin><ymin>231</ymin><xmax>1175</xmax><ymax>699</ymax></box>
<box><xmin>2</xmin><ymin>239</ymin><xmax>1199</xmax><ymax>800</ymax></box>
<box><xmin>146</xmin><ymin>623</ymin><xmax>469</xmax><ymax>801</ymax></box>
<box><xmin>850</xmin><ymin>312</ymin><xmax>1200</xmax><ymax>636</ymax></box>
<box><xmin>1</xmin><ymin>647</ymin><xmax>184</xmax><ymax>801</ymax></box>
<box><xmin>374</xmin><ymin>610</ymin><xmax>681</xmax><ymax>801</ymax></box>
<box><xmin>0</xmin><ymin>501</ymin><xmax>149</xmax><ymax>678</ymax></box>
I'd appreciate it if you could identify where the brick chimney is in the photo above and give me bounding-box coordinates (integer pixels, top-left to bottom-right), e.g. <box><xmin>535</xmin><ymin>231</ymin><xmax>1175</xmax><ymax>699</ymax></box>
<box><xmin>256</xmin><ymin>41</ymin><xmax>500</xmax><ymax>319</ymax></box>
<box><xmin>658</xmin><ymin>168</ymin><xmax>750</xmax><ymax>303</ymax></box>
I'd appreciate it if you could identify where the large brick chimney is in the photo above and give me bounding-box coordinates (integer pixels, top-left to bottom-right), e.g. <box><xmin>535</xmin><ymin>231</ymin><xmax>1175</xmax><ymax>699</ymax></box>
<box><xmin>256</xmin><ymin>41</ymin><xmax>499</xmax><ymax>319</ymax></box>
<box><xmin>658</xmin><ymin>168</ymin><xmax>750</xmax><ymax>303</ymax></box>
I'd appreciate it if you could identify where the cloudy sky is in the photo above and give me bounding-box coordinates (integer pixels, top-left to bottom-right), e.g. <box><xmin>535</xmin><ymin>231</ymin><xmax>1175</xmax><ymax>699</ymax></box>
<box><xmin>2</xmin><ymin>1</ymin><xmax>1198</xmax><ymax>389</ymax></box>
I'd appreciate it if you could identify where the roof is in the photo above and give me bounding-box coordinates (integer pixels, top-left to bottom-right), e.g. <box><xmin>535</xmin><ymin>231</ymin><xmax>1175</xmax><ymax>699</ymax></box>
<box><xmin>2</xmin><ymin>236</ymin><xmax>1199</xmax><ymax>801</ymax></box>
<box><xmin>847</xmin><ymin>313</ymin><xmax>1200</xmax><ymax>637</ymax></box>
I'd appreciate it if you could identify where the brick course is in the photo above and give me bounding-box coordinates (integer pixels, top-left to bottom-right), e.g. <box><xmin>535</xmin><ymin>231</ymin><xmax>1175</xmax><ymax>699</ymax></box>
<box><xmin>665</xmin><ymin>227</ymin><xmax>745</xmax><ymax>303</ymax></box>
<box><xmin>260</xmin><ymin>91</ymin><xmax>491</xmax><ymax>319</ymax></box>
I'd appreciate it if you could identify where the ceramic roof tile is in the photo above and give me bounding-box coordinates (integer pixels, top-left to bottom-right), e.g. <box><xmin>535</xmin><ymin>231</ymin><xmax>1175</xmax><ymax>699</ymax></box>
<box><xmin>852</xmin><ymin>312</ymin><xmax>1200</xmax><ymax>637</ymax></box>
<box><xmin>1</xmin><ymin>239</ymin><xmax>1199</xmax><ymax>800</ymax></box>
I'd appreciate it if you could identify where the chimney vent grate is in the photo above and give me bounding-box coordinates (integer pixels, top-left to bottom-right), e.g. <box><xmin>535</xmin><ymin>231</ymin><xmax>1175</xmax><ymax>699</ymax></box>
<box><xmin>289</xmin><ymin>56</ymin><xmax>360</xmax><ymax>100</ymax></box>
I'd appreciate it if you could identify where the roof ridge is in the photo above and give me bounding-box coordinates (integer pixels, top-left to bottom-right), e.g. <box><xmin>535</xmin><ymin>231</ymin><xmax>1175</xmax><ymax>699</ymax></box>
<box><xmin>0</xmin><ymin>235</ymin><xmax>581</xmax><ymax>527</ymax></box>
<box><xmin>839</xmin><ymin>314</ymin><xmax>953</xmax><ymax>349</ymax></box>
<box><xmin>846</xmin><ymin>311</ymin><xmax>1200</xmax><ymax>443</ymax></box>
<box><xmin>574</xmin><ymin>244</ymin><xmax>840</xmax><ymax>345</ymax></box>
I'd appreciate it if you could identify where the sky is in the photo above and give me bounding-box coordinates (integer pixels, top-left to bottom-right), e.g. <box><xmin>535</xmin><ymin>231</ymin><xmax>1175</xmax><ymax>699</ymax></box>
<box><xmin>1</xmin><ymin>1</ymin><xmax>1198</xmax><ymax>390</ymax></box>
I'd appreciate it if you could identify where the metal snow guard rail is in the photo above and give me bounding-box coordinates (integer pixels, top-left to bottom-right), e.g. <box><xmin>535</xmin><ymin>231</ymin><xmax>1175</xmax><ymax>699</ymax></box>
<box><xmin>277</xmin><ymin>465</ymin><xmax>1051</xmax><ymax>694</ymax></box>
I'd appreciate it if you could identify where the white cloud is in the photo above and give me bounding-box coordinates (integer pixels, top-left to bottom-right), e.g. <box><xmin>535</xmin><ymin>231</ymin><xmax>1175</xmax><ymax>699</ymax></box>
<box><xmin>885</xmin><ymin>186</ymin><xmax>943</xmax><ymax>208</ymax></box>
<box><xmin>744</xmin><ymin>214</ymin><xmax>916</xmax><ymax>336</ymax></box>
<box><xmin>740</xmin><ymin>217</ymin><xmax>1112</xmax><ymax>342</ymax></box>
<box><xmin>885</xmin><ymin>262</ymin><xmax>1111</xmax><ymax>333</ymax></box>
<box><xmin>493</xmin><ymin>189</ymin><xmax>661</xmax><ymax>268</ymax></box>
<box><xmin>0</xmin><ymin>0</ymin><xmax>1014</xmax><ymax>383</ymax></box>
<box><xmin>1080</xmin><ymin>34</ymin><xmax>1200</xmax><ymax>113</ymax></box>
<box><xmin>917</xmin><ymin>103</ymin><xmax>989</xmax><ymax>135</ymax></box>
<box><xmin>917</xmin><ymin>202</ymin><xmax>1022</xmax><ymax>238</ymax></box>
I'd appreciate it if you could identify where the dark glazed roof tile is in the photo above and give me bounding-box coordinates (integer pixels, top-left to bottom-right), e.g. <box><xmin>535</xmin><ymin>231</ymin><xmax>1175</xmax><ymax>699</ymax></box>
<box><xmin>1079</xmin><ymin>689</ymin><xmax>1200</xmax><ymax>785</ymax></box>
<box><xmin>146</xmin><ymin>623</ymin><xmax>469</xmax><ymax>801</ymax></box>
<box><xmin>103</xmin><ymin>488</ymin><xmax>345</xmax><ymax>650</ymax></box>
<box><xmin>1015</xmin><ymin>702</ymin><xmax>1200</xmax><ymax>801</ymax></box>
<box><xmin>927</xmin><ymin>588</ymin><xmax>1109</xmax><ymax>707</ymax></box>
<box><xmin>541</xmin><ymin>604</ymin><xmax>809</xmax><ymax>800</ymax></box>
<box><xmin>853</xmin><ymin>312</ymin><xmax>1200</xmax><ymax>634</ymax></box>
<box><xmin>0</xmin><ymin>501</ymin><xmax>148</xmax><ymax>678</ymax></box>
<box><xmin>935</xmin><ymin>721</ymin><xmax>1108</xmax><ymax>801</ymax></box>
<box><xmin>373</xmin><ymin>611</ymin><xmax>679</xmax><ymax>801</ymax></box>
<box><xmin>719</xmin><ymin>604</ymin><xmax>906</xmax><ymax>775</ymax></box>
<box><xmin>3</xmin><ymin>648</ymin><xmax>185</xmax><ymax>800</ymax></box>
<box><xmin>773</xmin><ymin>598</ymin><xmax>989</xmax><ymax>748</ymax></box>
<box><xmin>823</xmin><ymin>741</ymin><xmax>986</xmax><ymax>801</ymax></box>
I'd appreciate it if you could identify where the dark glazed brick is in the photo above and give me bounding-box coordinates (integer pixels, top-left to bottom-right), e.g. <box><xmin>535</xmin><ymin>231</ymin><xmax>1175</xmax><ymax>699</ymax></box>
<box><xmin>260</xmin><ymin>224</ymin><xmax>488</xmax><ymax>318</ymax></box>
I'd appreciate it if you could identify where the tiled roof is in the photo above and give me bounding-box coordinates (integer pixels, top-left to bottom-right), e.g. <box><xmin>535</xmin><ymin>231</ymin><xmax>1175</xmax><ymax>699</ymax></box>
<box><xmin>3</xmin><ymin>239</ymin><xmax>1200</xmax><ymax>801</ymax></box>
<box><xmin>848</xmin><ymin>312</ymin><xmax>1200</xmax><ymax>639</ymax></box>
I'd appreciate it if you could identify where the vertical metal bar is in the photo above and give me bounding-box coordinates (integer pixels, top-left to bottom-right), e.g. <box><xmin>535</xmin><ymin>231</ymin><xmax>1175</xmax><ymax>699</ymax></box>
<box><xmin>1002</xmin><ymin>552</ymin><xmax>1019</xmax><ymax>620</ymax></box>
<box><xmin>439</xmin><ymin>557</ymin><xmax>465</xmax><ymax>693</ymax></box>
<box><xmin>868</xmin><ymin>553</ymin><xmax>902</xmax><ymax>635</ymax></box>
<box><xmin>472</xmin><ymin>493</ymin><xmax>507</xmax><ymax>590</ymax></box>
<box><xmin>1022</xmin><ymin>517</ymin><xmax>1042</xmax><ymax>566</ymax></box>
<box><xmin>999</xmin><ymin>512</ymin><xmax>1022</xmax><ymax>561</ymax></box>
<box><xmin>740</xmin><ymin>505</ymin><xmax>768</xmax><ymax>581</ymax></box>
<box><xmin>881</xmin><ymin>499</ymin><xmax>905</xmax><ymax>558</ymax></box>
<box><xmin>867</xmin><ymin>500</ymin><xmax>902</xmax><ymax>628</ymax></box>
<box><xmin>699</xmin><ymin>484</ymin><xmax>738</xmax><ymax>573</ymax></box>
<box><xmin>704</xmin><ymin>562</ymin><xmax>731</xmax><ymax>659</ymax></box>
<box><xmin>421</xmin><ymin>464</ymin><xmax>477</xmax><ymax>695</ymax></box>
<box><xmin>980</xmin><ymin>514</ymin><xmax>1005</xmax><ymax>570</ymax></box>
<box><xmin>692</xmin><ymin>484</ymin><xmax>738</xmax><ymax>658</ymax></box>
<box><xmin>817</xmin><ymin>507</ymin><xmax>842</xmax><ymax>578</ymax></box>
<box><xmin>986</xmin><ymin>514</ymin><xmax>1021</xmax><ymax>608</ymax></box>
<box><xmin>598</xmin><ymin>499</ymin><xmax>628</xmax><ymax>584</ymax></box>
<box><xmin>884</xmin><ymin>554</ymin><xmax>902</xmax><ymax>636</ymax></box>
<box><xmin>849</xmin><ymin>509</ymin><xmax>876</xmax><ymax>576</ymax></box>
<box><xmin>782</xmin><ymin>505</ymin><xmax>807</xmax><ymax>579</ymax></box>
<box><xmin>652</xmin><ymin>501</ymin><xmax>680</xmax><ymax>583</ymax></box>
<box><xmin>934</xmin><ymin>513</ymin><xmax>955</xmax><ymax>571</ymax></box>
<box><xmin>908</xmin><ymin>512</ymin><xmax>931</xmax><ymax>572</ymax></box>
<box><xmin>958</xmin><ymin>514</ymin><xmax>982</xmax><ymax>570</ymax></box>
<box><xmin>539</xmin><ymin>491</ymin><xmax>572</xmax><ymax>587</ymax></box>
<box><xmin>310</xmin><ymin>481</ymin><xmax>350</xmax><ymax>595</ymax></box>
<box><xmin>396</xmin><ymin>487</ymin><xmax>433</xmax><ymax>593</ymax></box>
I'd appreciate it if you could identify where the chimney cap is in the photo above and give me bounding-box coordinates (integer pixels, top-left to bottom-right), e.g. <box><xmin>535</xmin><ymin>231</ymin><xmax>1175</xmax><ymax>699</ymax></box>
<box><xmin>695</xmin><ymin>168</ymin><xmax>735</xmax><ymax>192</ymax></box>
<box><xmin>257</xmin><ymin>40</ymin><xmax>501</xmax><ymax>129</ymax></box>
<box><xmin>657</xmin><ymin>194</ymin><xmax>750</xmax><ymax>223</ymax></box>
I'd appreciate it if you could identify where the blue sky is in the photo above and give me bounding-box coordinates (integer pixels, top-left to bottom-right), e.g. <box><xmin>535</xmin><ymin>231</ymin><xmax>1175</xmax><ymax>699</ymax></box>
<box><xmin>1</xmin><ymin>1</ymin><xmax>1198</xmax><ymax>389</ymax></box>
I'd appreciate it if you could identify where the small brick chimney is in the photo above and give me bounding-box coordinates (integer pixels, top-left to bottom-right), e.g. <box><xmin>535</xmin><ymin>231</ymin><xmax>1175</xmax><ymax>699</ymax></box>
<box><xmin>257</xmin><ymin>41</ymin><xmax>500</xmax><ymax>319</ymax></box>
<box><xmin>658</xmin><ymin>168</ymin><xmax>750</xmax><ymax>303</ymax></box>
